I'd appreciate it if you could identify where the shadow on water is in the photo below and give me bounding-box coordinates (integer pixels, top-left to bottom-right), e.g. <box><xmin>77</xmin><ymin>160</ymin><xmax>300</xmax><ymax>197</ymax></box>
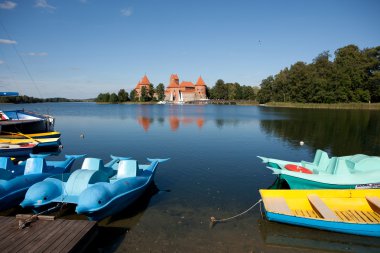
<box><xmin>258</xmin><ymin>218</ymin><xmax>380</xmax><ymax>253</ymax></box>
<box><xmin>267</xmin><ymin>177</ymin><xmax>290</xmax><ymax>189</ymax></box>
<box><xmin>259</xmin><ymin>107</ymin><xmax>380</xmax><ymax>156</ymax></box>
<box><xmin>86</xmin><ymin>182</ymin><xmax>161</xmax><ymax>252</ymax></box>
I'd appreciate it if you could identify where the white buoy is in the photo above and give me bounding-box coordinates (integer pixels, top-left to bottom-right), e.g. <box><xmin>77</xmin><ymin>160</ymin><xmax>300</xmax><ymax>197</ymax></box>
<box><xmin>80</xmin><ymin>134</ymin><xmax>84</xmax><ymax>139</ymax></box>
<box><xmin>300</xmin><ymin>141</ymin><xmax>304</xmax><ymax>146</ymax></box>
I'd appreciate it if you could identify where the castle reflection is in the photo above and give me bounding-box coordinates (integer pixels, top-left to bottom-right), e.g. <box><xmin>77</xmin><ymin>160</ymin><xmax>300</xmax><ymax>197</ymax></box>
<box><xmin>137</xmin><ymin>116</ymin><xmax>204</xmax><ymax>132</ymax></box>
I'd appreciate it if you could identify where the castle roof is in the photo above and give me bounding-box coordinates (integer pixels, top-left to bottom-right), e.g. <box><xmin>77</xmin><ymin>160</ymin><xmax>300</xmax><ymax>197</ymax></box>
<box><xmin>140</xmin><ymin>75</ymin><xmax>150</xmax><ymax>85</ymax></box>
<box><xmin>170</xmin><ymin>74</ymin><xmax>179</xmax><ymax>80</ymax></box>
<box><xmin>168</xmin><ymin>75</ymin><xmax>180</xmax><ymax>88</ymax></box>
<box><xmin>180</xmin><ymin>81</ymin><xmax>194</xmax><ymax>88</ymax></box>
<box><xmin>195</xmin><ymin>76</ymin><xmax>206</xmax><ymax>86</ymax></box>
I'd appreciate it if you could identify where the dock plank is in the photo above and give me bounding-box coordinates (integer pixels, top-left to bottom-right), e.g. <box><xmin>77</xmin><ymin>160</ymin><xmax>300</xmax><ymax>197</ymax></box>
<box><xmin>12</xmin><ymin>219</ymin><xmax>66</xmax><ymax>253</ymax></box>
<box><xmin>60</xmin><ymin>221</ymin><xmax>97</xmax><ymax>253</ymax></box>
<box><xmin>0</xmin><ymin>216</ymin><xmax>96</xmax><ymax>253</ymax></box>
<box><xmin>45</xmin><ymin>220</ymin><xmax>87</xmax><ymax>252</ymax></box>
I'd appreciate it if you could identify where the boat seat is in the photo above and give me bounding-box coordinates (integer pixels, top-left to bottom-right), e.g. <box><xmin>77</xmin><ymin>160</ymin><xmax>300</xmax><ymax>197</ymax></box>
<box><xmin>263</xmin><ymin>197</ymin><xmax>292</xmax><ymax>215</ymax></box>
<box><xmin>24</xmin><ymin>158</ymin><xmax>47</xmax><ymax>175</ymax></box>
<box><xmin>117</xmin><ymin>160</ymin><xmax>138</xmax><ymax>179</ymax></box>
<box><xmin>81</xmin><ymin>158</ymin><xmax>105</xmax><ymax>171</ymax></box>
<box><xmin>313</xmin><ymin>150</ymin><xmax>330</xmax><ymax>169</ymax></box>
<box><xmin>366</xmin><ymin>196</ymin><xmax>380</xmax><ymax>213</ymax></box>
<box><xmin>0</xmin><ymin>157</ymin><xmax>16</xmax><ymax>171</ymax></box>
<box><xmin>325</xmin><ymin>157</ymin><xmax>338</xmax><ymax>174</ymax></box>
<box><xmin>334</xmin><ymin>159</ymin><xmax>355</xmax><ymax>175</ymax></box>
<box><xmin>65</xmin><ymin>169</ymin><xmax>109</xmax><ymax>196</ymax></box>
<box><xmin>307</xmin><ymin>194</ymin><xmax>340</xmax><ymax>221</ymax></box>
<box><xmin>81</xmin><ymin>157</ymin><xmax>114</xmax><ymax>177</ymax></box>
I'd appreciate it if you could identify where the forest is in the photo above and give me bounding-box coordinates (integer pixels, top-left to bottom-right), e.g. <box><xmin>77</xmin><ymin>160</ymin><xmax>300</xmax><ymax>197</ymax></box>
<box><xmin>256</xmin><ymin>44</ymin><xmax>380</xmax><ymax>104</ymax></box>
<box><xmin>0</xmin><ymin>96</ymin><xmax>77</xmax><ymax>103</ymax></box>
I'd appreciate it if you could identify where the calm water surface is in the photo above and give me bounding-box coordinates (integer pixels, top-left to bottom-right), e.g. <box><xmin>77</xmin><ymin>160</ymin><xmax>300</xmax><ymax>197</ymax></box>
<box><xmin>2</xmin><ymin>103</ymin><xmax>380</xmax><ymax>252</ymax></box>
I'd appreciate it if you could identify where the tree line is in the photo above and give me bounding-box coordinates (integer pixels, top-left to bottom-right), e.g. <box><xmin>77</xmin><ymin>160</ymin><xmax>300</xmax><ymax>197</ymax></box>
<box><xmin>0</xmin><ymin>96</ymin><xmax>77</xmax><ymax>103</ymax></box>
<box><xmin>95</xmin><ymin>81</ymin><xmax>258</xmax><ymax>103</ymax></box>
<box><xmin>208</xmin><ymin>80</ymin><xmax>258</xmax><ymax>100</ymax></box>
<box><xmin>95</xmin><ymin>83</ymin><xmax>166</xmax><ymax>103</ymax></box>
<box><xmin>257</xmin><ymin>44</ymin><xmax>380</xmax><ymax>104</ymax></box>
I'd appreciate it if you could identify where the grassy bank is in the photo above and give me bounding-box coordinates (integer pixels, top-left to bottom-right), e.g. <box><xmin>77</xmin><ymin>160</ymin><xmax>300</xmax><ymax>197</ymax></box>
<box><xmin>263</xmin><ymin>102</ymin><xmax>380</xmax><ymax>110</ymax></box>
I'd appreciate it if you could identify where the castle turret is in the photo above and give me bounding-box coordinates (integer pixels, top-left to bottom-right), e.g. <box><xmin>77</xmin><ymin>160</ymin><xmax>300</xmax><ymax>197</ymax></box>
<box><xmin>195</xmin><ymin>76</ymin><xmax>207</xmax><ymax>99</ymax></box>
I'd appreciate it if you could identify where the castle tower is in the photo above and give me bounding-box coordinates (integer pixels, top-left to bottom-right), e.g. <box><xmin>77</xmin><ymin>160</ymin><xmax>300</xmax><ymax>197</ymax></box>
<box><xmin>134</xmin><ymin>74</ymin><xmax>151</xmax><ymax>98</ymax></box>
<box><xmin>195</xmin><ymin>76</ymin><xmax>207</xmax><ymax>99</ymax></box>
<box><xmin>165</xmin><ymin>74</ymin><xmax>180</xmax><ymax>102</ymax></box>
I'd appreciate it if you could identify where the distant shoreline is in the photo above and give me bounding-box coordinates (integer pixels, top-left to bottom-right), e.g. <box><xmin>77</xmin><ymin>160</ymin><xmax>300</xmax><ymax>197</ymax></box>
<box><xmin>261</xmin><ymin>102</ymin><xmax>380</xmax><ymax>110</ymax></box>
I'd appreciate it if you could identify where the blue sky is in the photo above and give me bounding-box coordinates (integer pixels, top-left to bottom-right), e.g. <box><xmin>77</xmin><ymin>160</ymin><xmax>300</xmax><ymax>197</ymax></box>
<box><xmin>0</xmin><ymin>0</ymin><xmax>379</xmax><ymax>99</ymax></box>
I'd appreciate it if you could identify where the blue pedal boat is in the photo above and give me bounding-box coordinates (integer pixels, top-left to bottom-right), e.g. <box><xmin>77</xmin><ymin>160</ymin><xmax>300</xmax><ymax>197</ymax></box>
<box><xmin>0</xmin><ymin>154</ymin><xmax>84</xmax><ymax>210</ymax></box>
<box><xmin>20</xmin><ymin>155</ymin><xmax>132</xmax><ymax>211</ymax></box>
<box><xmin>76</xmin><ymin>158</ymin><xmax>169</xmax><ymax>221</ymax></box>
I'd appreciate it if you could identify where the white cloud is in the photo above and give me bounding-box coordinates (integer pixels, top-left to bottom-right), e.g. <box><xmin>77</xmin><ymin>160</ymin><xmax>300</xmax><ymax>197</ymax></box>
<box><xmin>0</xmin><ymin>1</ymin><xmax>17</xmax><ymax>9</ymax></box>
<box><xmin>27</xmin><ymin>52</ymin><xmax>48</xmax><ymax>56</ymax></box>
<box><xmin>0</xmin><ymin>39</ymin><xmax>17</xmax><ymax>44</ymax></box>
<box><xmin>0</xmin><ymin>60</ymin><xmax>4</xmax><ymax>64</ymax></box>
<box><xmin>121</xmin><ymin>7</ymin><xmax>133</xmax><ymax>17</ymax></box>
<box><xmin>35</xmin><ymin>0</ymin><xmax>56</xmax><ymax>10</ymax></box>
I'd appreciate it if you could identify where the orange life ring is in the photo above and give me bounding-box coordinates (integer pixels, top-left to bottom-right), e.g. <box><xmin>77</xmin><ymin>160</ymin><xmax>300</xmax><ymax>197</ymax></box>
<box><xmin>284</xmin><ymin>164</ymin><xmax>313</xmax><ymax>174</ymax></box>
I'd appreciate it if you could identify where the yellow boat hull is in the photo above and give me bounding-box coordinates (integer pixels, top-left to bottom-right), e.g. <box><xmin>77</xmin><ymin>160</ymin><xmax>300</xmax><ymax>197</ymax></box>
<box><xmin>260</xmin><ymin>189</ymin><xmax>380</xmax><ymax>236</ymax></box>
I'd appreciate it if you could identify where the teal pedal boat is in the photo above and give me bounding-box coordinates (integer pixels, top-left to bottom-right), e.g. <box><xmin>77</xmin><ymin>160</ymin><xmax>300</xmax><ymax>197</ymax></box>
<box><xmin>20</xmin><ymin>155</ymin><xmax>131</xmax><ymax>211</ymax></box>
<box><xmin>0</xmin><ymin>154</ymin><xmax>84</xmax><ymax>210</ymax></box>
<box><xmin>21</xmin><ymin>157</ymin><xmax>168</xmax><ymax>221</ymax></box>
<box><xmin>76</xmin><ymin>158</ymin><xmax>169</xmax><ymax>220</ymax></box>
<box><xmin>258</xmin><ymin>149</ymin><xmax>380</xmax><ymax>189</ymax></box>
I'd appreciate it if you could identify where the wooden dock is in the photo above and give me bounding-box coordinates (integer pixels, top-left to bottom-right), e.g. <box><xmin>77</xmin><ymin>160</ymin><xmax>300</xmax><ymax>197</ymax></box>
<box><xmin>0</xmin><ymin>216</ymin><xmax>97</xmax><ymax>253</ymax></box>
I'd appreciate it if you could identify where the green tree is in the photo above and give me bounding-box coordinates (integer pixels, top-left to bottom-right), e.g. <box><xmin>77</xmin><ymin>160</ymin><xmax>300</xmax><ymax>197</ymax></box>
<box><xmin>109</xmin><ymin>93</ymin><xmax>119</xmax><ymax>103</ymax></box>
<box><xmin>117</xmin><ymin>89</ymin><xmax>129</xmax><ymax>102</ymax></box>
<box><xmin>257</xmin><ymin>76</ymin><xmax>275</xmax><ymax>103</ymax></box>
<box><xmin>140</xmin><ymin>86</ymin><xmax>147</xmax><ymax>102</ymax></box>
<box><xmin>156</xmin><ymin>83</ymin><xmax>165</xmax><ymax>101</ymax></box>
<box><xmin>210</xmin><ymin>79</ymin><xmax>228</xmax><ymax>99</ymax></box>
<box><xmin>130</xmin><ymin>89</ymin><xmax>137</xmax><ymax>101</ymax></box>
<box><xmin>148</xmin><ymin>83</ymin><xmax>155</xmax><ymax>101</ymax></box>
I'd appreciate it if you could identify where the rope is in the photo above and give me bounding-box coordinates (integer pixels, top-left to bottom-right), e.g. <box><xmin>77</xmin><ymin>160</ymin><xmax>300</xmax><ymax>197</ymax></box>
<box><xmin>18</xmin><ymin>203</ymin><xmax>63</xmax><ymax>229</ymax></box>
<box><xmin>210</xmin><ymin>199</ymin><xmax>262</xmax><ymax>228</ymax></box>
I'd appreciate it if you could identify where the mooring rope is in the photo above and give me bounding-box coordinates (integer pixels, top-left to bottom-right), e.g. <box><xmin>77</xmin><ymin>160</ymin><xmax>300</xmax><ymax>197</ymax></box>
<box><xmin>18</xmin><ymin>203</ymin><xmax>63</xmax><ymax>229</ymax></box>
<box><xmin>210</xmin><ymin>199</ymin><xmax>263</xmax><ymax>228</ymax></box>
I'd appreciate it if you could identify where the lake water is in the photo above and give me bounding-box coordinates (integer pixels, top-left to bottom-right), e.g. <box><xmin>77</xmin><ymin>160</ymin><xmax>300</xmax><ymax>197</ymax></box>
<box><xmin>1</xmin><ymin>103</ymin><xmax>380</xmax><ymax>252</ymax></box>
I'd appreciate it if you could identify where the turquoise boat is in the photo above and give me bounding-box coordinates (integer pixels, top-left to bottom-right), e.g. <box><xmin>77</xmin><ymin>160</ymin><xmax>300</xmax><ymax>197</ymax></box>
<box><xmin>21</xmin><ymin>157</ymin><xmax>168</xmax><ymax>221</ymax></box>
<box><xmin>260</xmin><ymin>189</ymin><xmax>380</xmax><ymax>237</ymax></box>
<box><xmin>258</xmin><ymin>149</ymin><xmax>380</xmax><ymax>189</ymax></box>
<box><xmin>20</xmin><ymin>155</ymin><xmax>131</xmax><ymax>211</ymax></box>
<box><xmin>76</xmin><ymin>158</ymin><xmax>169</xmax><ymax>220</ymax></box>
<box><xmin>0</xmin><ymin>154</ymin><xmax>84</xmax><ymax>210</ymax></box>
<box><xmin>1</xmin><ymin>154</ymin><xmax>84</xmax><ymax>177</ymax></box>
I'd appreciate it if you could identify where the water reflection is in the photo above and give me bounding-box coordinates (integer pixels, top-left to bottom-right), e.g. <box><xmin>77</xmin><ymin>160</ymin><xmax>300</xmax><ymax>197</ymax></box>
<box><xmin>74</xmin><ymin>183</ymin><xmax>160</xmax><ymax>252</ymax></box>
<box><xmin>259</xmin><ymin>107</ymin><xmax>380</xmax><ymax>156</ymax></box>
<box><xmin>137</xmin><ymin>115</ymin><xmax>205</xmax><ymax>132</ymax></box>
<box><xmin>258</xmin><ymin>218</ymin><xmax>380</xmax><ymax>252</ymax></box>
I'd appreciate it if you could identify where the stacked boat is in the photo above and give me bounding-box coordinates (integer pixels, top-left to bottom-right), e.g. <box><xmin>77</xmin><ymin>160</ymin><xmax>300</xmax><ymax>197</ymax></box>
<box><xmin>0</xmin><ymin>109</ymin><xmax>61</xmax><ymax>157</ymax></box>
<box><xmin>258</xmin><ymin>149</ymin><xmax>380</xmax><ymax>237</ymax></box>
